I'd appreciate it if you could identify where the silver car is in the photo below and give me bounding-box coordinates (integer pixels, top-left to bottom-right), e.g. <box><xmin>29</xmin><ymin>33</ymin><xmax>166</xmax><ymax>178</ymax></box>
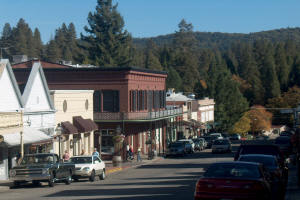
<box><xmin>212</xmin><ymin>139</ymin><xmax>232</xmax><ymax>153</ymax></box>
<box><xmin>71</xmin><ymin>156</ymin><xmax>106</xmax><ymax>182</ymax></box>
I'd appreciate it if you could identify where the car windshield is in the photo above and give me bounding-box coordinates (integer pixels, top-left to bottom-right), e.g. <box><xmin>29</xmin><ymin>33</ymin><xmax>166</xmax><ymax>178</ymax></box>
<box><xmin>71</xmin><ymin>157</ymin><xmax>92</xmax><ymax>164</ymax></box>
<box><xmin>239</xmin><ymin>156</ymin><xmax>276</xmax><ymax>167</ymax></box>
<box><xmin>213</xmin><ymin>140</ymin><xmax>228</xmax><ymax>145</ymax></box>
<box><xmin>169</xmin><ymin>143</ymin><xmax>184</xmax><ymax>148</ymax></box>
<box><xmin>204</xmin><ymin>163</ymin><xmax>261</xmax><ymax>178</ymax></box>
<box><xmin>21</xmin><ymin>155</ymin><xmax>55</xmax><ymax>165</ymax></box>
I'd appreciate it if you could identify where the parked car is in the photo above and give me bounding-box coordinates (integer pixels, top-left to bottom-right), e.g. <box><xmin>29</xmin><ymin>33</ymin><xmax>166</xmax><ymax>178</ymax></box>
<box><xmin>211</xmin><ymin>139</ymin><xmax>231</xmax><ymax>153</ymax></box>
<box><xmin>238</xmin><ymin>154</ymin><xmax>287</xmax><ymax>190</ymax></box>
<box><xmin>229</xmin><ymin>133</ymin><xmax>241</xmax><ymax>140</ymax></box>
<box><xmin>200</xmin><ymin>136</ymin><xmax>213</xmax><ymax>148</ymax></box>
<box><xmin>280</xmin><ymin>131</ymin><xmax>294</xmax><ymax>137</ymax></box>
<box><xmin>194</xmin><ymin>162</ymin><xmax>272</xmax><ymax>200</ymax></box>
<box><xmin>178</xmin><ymin>139</ymin><xmax>194</xmax><ymax>153</ymax></box>
<box><xmin>234</xmin><ymin>141</ymin><xmax>285</xmax><ymax>166</ymax></box>
<box><xmin>70</xmin><ymin>155</ymin><xmax>106</xmax><ymax>182</ymax></box>
<box><xmin>274</xmin><ymin>136</ymin><xmax>293</xmax><ymax>156</ymax></box>
<box><xmin>192</xmin><ymin>138</ymin><xmax>205</xmax><ymax>151</ymax></box>
<box><xmin>210</xmin><ymin>133</ymin><xmax>223</xmax><ymax>140</ymax></box>
<box><xmin>166</xmin><ymin>142</ymin><xmax>186</xmax><ymax>157</ymax></box>
<box><xmin>10</xmin><ymin>153</ymin><xmax>75</xmax><ymax>187</ymax></box>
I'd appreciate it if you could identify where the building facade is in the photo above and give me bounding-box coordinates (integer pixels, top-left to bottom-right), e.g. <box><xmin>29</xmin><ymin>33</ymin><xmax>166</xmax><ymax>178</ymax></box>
<box><xmin>50</xmin><ymin>90</ymin><xmax>96</xmax><ymax>157</ymax></box>
<box><xmin>13</xmin><ymin>60</ymin><xmax>182</xmax><ymax>160</ymax></box>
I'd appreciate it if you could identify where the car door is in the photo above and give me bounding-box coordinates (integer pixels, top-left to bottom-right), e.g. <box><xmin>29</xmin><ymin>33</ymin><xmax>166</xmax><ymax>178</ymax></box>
<box><xmin>93</xmin><ymin>157</ymin><xmax>101</xmax><ymax>175</ymax></box>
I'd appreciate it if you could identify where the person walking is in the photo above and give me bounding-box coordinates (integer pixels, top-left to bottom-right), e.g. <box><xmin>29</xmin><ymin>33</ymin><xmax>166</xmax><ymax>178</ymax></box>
<box><xmin>126</xmin><ymin>144</ymin><xmax>130</xmax><ymax>161</ymax></box>
<box><xmin>62</xmin><ymin>150</ymin><xmax>70</xmax><ymax>162</ymax></box>
<box><xmin>92</xmin><ymin>148</ymin><xmax>99</xmax><ymax>157</ymax></box>
<box><xmin>137</xmin><ymin>146</ymin><xmax>142</xmax><ymax>162</ymax></box>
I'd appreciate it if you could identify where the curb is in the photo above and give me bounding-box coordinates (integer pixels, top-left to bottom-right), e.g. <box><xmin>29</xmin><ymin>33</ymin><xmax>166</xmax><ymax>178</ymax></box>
<box><xmin>106</xmin><ymin>156</ymin><xmax>163</xmax><ymax>175</ymax></box>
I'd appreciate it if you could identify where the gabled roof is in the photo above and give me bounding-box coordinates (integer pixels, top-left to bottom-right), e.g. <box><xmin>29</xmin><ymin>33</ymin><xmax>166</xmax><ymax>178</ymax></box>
<box><xmin>22</xmin><ymin>62</ymin><xmax>55</xmax><ymax>110</ymax></box>
<box><xmin>0</xmin><ymin>59</ymin><xmax>24</xmax><ymax>108</ymax></box>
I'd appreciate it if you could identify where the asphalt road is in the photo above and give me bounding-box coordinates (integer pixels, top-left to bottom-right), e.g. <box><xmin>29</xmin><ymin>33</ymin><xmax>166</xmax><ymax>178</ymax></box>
<box><xmin>0</xmin><ymin>147</ymin><xmax>237</xmax><ymax>200</ymax></box>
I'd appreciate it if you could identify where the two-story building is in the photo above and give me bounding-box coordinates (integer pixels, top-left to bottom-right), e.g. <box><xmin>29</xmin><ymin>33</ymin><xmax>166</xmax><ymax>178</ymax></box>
<box><xmin>0</xmin><ymin>59</ymin><xmax>51</xmax><ymax>180</ymax></box>
<box><xmin>12</xmin><ymin>60</ymin><xmax>182</xmax><ymax>160</ymax></box>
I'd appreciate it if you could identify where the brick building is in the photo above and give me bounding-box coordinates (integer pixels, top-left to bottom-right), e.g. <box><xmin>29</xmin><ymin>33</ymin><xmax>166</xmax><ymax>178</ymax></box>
<box><xmin>12</xmin><ymin>60</ymin><xmax>182</xmax><ymax>160</ymax></box>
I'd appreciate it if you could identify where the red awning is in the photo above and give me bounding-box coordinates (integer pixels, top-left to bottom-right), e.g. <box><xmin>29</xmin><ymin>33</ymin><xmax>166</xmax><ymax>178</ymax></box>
<box><xmin>61</xmin><ymin>121</ymin><xmax>78</xmax><ymax>134</ymax></box>
<box><xmin>73</xmin><ymin>116</ymin><xmax>98</xmax><ymax>133</ymax></box>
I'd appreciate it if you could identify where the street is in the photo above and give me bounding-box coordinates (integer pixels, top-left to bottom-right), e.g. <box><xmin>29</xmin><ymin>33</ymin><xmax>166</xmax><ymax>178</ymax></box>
<box><xmin>0</xmin><ymin>147</ymin><xmax>236</xmax><ymax>200</ymax></box>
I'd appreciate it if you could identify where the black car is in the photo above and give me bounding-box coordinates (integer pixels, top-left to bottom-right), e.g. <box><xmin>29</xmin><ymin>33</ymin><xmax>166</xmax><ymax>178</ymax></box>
<box><xmin>274</xmin><ymin>136</ymin><xmax>293</xmax><ymax>156</ymax></box>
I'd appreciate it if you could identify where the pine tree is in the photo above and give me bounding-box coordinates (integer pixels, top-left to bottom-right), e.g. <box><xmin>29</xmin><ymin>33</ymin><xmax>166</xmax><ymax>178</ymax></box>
<box><xmin>81</xmin><ymin>0</ymin><xmax>133</xmax><ymax>67</ymax></box>
<box><xmin>32</xmin><ymin>28</ymin><xmax>43</xmax><ymax>58</ymax></box>
<box><xmin>45</xmin><ymin>39</ymin><xmax>59</xmax><ymax>62</ymax></box>
<box><xmin>144</xmin><ymin>39</ymin><xmax>162</xmax><ymax>70</ymax></box>
<box><xmin>275</xmin><ymin>43</ymin><xmax>290</xmax><ymax>91</ymax></box>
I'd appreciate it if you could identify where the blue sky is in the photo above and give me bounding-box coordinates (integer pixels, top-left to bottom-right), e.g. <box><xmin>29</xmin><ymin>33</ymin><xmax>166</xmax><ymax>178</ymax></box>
<box><xmin>0</xmin><ymin>0</ymin><xmax>300</xmax><ymax>43</ymax></box>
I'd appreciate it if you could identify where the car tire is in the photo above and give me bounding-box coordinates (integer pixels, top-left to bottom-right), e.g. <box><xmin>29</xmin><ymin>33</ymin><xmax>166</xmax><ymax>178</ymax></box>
<box><xmin>73</xmin><ymin>178</ymin><xmax>79</xmax><ymax>182</ymax></box>
<box><xmin>89</xmin><ymin>170</ymin><xmax>95</xmax><ymax>182</ymax></box>
<box><xmin>48</xmin><ymin>172</ymin><xmax>55</xmax><ymax>187</ymax></box>
<box><xmin>13</xmin><ymin>181</ymin><xmax>21</xmax><ymax>187</ymax></box>
<box><xmin>100</xmin><ymin>169</ymin><xmax>106</xmax><ymax>180</ymax></box>
<box><xmin>65</xmin><ymin>172</ymin><xmax>72</xmax><ymax>185</ymax></box>
<box><xmin>32</xmin><ymin>180</ymin><xmax>40</xmax><ymax>186</ymax></box>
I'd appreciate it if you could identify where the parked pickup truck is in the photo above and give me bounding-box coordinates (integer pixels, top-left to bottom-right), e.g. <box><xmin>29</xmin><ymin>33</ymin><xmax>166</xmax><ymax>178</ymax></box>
<box><xmin>9</xmin><ymin>153</ymin><xmax>75</xmax><ymax>187</ymax></box>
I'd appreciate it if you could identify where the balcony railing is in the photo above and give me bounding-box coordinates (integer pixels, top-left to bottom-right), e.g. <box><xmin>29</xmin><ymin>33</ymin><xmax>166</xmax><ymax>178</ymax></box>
<box><xmin>0</xmin><ymin>112</ymin><xmax>23</xmax><ymax>129</ymax></box>
<box><xmin>94</xmin><ymin>108</ymin><xmax>183</xmax><ymax>121</ymax></box>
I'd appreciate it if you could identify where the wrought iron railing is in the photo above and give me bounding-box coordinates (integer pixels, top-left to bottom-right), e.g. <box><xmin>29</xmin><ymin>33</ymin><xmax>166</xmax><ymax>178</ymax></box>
<box><xmin>94</xmin><ymin>108</ymin><xmax>183</xmax><ymax>121</ymax></box>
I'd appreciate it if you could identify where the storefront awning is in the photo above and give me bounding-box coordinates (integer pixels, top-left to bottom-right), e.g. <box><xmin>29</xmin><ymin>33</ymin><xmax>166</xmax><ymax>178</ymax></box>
<box><xmin>73</xmin><ymin>116</ymin><xmax>98</xmax><ymax>133</ymax></box>
<box><xmin>2</xmin><ymin>127</ymin><xmax>52</xmax><ymax>147</ymax></box>
<box><xmin>61</xmin><ymin>121</ymin><xmax>78</xmax><ymax>134</ymax></box>
<box><xmin>86</xmin><ymin>119</ymin><xmax>98</xmax><ymax>130</ymax></box>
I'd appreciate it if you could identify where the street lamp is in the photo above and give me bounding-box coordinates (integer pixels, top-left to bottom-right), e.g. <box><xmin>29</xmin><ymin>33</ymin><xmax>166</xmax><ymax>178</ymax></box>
<box><xmin>55</xmin><ymin>123</ymin><xmax>63</xmax><ymax>159</ymax></box>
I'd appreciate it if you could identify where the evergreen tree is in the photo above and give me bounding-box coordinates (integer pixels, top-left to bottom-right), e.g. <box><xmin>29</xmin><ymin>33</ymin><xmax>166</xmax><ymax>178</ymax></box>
<box><xmin>10</xmin><ymin>18</ymin><xmax>33</xmax><ymax>56</ymax></box>
<box><xmin>81</xmin><ymin>0</ymin><xmax>133</xmax><ymax>67</ymax></box>
<box><xmin>166</xmin><ymin>67</ymin><xmax>182</xmax><ymax>91</ymax></box>
<box><xmin>45</xmin><ymin>39</ymin><xmax>59</xmax><ymax>62</ymax></box>
<box><xmin>144</xmin><ymin>39</ymin><xmax>162</xmax><ymax>70</ymax></box>
<box><xmin>33</xmin><ymin>28</ymin><xmax>43</xmax><ymax>58</ymax></box>
<box><xmin>275</xmin><ymin>43</ymin><xmax>290</xmax><ymax>91</ymax></box>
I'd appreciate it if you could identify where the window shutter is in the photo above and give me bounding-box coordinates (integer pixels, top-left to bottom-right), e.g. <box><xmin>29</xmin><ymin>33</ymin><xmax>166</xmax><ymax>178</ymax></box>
<box><xmin>93</xmin><ymin>91</ymin><xmax>101</xmax><ymax>112</ymax></box>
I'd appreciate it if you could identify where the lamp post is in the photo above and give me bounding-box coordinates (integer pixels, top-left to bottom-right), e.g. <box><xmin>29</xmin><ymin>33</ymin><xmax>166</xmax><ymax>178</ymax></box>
<box><xmin>55</xmin><ymin>123</ymin><xmax>63</xmax><ymax>159</ymax></box>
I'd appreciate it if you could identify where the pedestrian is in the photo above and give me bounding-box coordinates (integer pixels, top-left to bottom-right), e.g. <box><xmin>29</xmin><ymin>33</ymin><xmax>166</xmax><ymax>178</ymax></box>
<box><xmin>92</xmin><ymin>148</ymin><xmax>99</xmax><ymax>157</ymax></box>
<box><xmin>126</xmin><ymin>144</ymin><xmax>130</xmax><ymax>161</ymax></box>
<box><xmin>81</xmin><ymin>149</ymin><xmax>85</xmax><ymax>155</ymax></box>
<box><xmin>137</xmin><ymin>146</ymin><xmax>142</xmax><ymax>162</ymax></box>
<box><xmin>62</xmin><ymin>150</ymin><xmax>70</xmax><ymax>162</ymax></box>
<box><xmin>129</xmin><ymin>145</ymin><xmax>134</xmax><ymax>160</ymax></box>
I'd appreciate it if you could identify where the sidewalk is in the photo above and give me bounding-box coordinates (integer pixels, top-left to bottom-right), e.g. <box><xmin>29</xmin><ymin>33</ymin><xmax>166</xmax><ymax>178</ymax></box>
<box><xmin>105</xmin><ymin>154</ymin><xmax>163</xmax><ymax>174</ymax></box>
<box><xmin>0</xmin><ymin>155</ymin><xmax>163</xmax><ymax>192</ymax></box>
<box><xmin>285</xmin><ymin>163</ymin><xmax>300</xmax><ymax>200</ymax></box>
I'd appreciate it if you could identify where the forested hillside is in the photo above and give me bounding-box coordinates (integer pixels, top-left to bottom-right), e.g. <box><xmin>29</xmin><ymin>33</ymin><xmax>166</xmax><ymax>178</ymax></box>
<box><xmin>1</xmin><ymin>1</ymin><xmax>300</xmax><ymax>131</ymax></box>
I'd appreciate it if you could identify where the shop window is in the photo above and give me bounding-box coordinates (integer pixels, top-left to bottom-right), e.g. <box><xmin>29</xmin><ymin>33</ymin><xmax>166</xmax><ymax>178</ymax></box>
<box><xmin>63</xmin><ymin>100</ymin><xmax>67</xmax><ymax>112</ymax></box>
<box><xmin>103</xmin><ymin>90</ymin><xmax>119</xmax><ymax>112</ymax></box>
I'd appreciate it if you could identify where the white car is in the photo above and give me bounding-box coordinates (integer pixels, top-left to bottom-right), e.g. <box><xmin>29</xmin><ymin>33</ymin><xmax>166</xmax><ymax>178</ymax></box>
<box><xmin>212</xmin><ymin>139</ymin><xmax>231</xmax><ymax>153</ymax></box>
<box><xmin>210</xmin><ymin>133</ymin><xmax>223</xmax><ymax>140</ymax></box>
<box><xmin>71</xmin><ymin>156</ymin><xmax>106</xmax><ymax>182</ymax></box>
<box><xmin>178</xmin><ymin>139</ymin><xmax>195</xmax><ymax>153</ymax></box>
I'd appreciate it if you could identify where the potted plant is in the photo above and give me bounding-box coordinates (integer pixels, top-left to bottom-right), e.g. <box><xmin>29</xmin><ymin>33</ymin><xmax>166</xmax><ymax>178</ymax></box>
<box><xmin>112</xmin><ymin>134</ymin><xmax>125</xmax><ymax>166</ymax></box>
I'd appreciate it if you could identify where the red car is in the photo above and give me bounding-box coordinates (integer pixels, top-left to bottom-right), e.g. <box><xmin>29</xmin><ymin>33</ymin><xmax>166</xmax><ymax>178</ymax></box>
<box><xmin>194</xmin><ymin>162</ymin><xmax>272</xmax><ymax>200</ymax></box>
